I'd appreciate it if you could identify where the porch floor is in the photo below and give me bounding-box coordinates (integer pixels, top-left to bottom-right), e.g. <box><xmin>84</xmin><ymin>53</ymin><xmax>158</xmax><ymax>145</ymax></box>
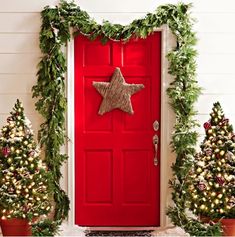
<box><xmin>60</xmin><ymin>226</ymin><xmax>189</xmax><ymax>236</ymax></box>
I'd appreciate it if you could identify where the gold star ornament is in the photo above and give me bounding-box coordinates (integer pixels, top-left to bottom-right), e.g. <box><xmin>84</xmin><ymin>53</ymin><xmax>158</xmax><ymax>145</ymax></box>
<box><xmin>93</xmin><ymin>67</ymin><xmax>144</xmax><ymax>115</ymax></box>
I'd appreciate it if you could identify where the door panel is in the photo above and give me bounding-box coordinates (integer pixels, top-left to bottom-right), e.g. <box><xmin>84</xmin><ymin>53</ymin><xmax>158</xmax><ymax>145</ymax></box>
<box><xmin>75</xmin><ymin>33</ymin><xmax>161</xmax><ymax>226</ymax></box>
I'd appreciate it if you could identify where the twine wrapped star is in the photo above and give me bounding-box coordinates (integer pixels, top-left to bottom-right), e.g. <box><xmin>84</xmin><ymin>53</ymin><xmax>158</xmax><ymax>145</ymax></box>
<box><xmin>93</xmin><ymin>67</ymin><xmax>144</xmax><ymax>115</ymax></box>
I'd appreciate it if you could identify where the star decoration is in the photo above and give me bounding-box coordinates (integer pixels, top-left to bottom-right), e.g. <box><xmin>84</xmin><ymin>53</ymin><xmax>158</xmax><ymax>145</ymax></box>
<box><xmin>93</xmin><ymin>67</ymin><xmax>144</xmax><ymax>115</ymax></box>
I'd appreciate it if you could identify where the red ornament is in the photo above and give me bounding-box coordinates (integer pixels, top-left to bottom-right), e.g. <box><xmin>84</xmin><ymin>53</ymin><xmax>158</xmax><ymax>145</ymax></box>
<box><xmin>198</xmin><ymin>181</ymin><xmax>206</xmax><ymax>191</ymax></box>
<box><xmin>205</xmin><ymin>148</ymin><xmax>212</xmax><ymax>156</ymax></box>
<box><xmin>228</xmin><ymin>197</ymin><xmax>235</xmax><ymax>207</ymax></box>
<box><xmin>232</xmin><ymin>134</ymin><xmax>235</xmax><ymax>142</ymax></box>
<box><xmin>29</xmin><ymin>151</ymin><xmax>35</xmax><ymax>157</ymax></box>
<box><xmin>216</xmin><ymin>176</ymin><xmax>225</xmax><ymax>186</ymax></box>
<box><xmin>203</xmin><ymin>121</ymin><xmax>211</xmax><ymax>130</ymax></box>
<box><xmin>222</xmin><ymin>118</ymin><xmax>229</xmax><ymax>125</ymax></box>
<box><xmin>2</xmin><ymin>147</ymin><xmax>10</xmax><ymax>157</ymax></box>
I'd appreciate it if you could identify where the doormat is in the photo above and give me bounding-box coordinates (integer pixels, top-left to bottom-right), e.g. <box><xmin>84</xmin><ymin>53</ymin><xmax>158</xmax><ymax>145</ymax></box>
<box><xmin>85</xmin><ymin>230</ymin><xmax>152</xmax><ymax>236</ymax></box>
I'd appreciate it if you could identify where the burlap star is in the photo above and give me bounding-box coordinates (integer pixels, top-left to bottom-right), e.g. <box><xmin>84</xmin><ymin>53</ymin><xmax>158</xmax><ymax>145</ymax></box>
<box><xmin>93</xmin><ymin>67</ymin><xmax>144</xmax><ymax>115</ymax></box>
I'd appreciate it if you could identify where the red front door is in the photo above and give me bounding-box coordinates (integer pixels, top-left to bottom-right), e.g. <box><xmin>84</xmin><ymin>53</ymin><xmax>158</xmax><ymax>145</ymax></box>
<box><xmin>74</xmin><ymin>33</ymin><xmax>161</xmax><ymax>226</ymax></box>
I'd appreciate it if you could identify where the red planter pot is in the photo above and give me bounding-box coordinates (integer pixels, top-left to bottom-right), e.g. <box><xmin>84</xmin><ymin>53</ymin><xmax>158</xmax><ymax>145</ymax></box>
<box><xmin>220</xmin><ymin>219</ymin><xmax>235</xmax><ymax>236</ymax></box>
<box><xmin>201</xmin><ymin>216</ymin><xmax>235</xmax><ymax>236</ymax></box>
<box><xmin>0</xmin><ymin>218</ymin><xmax>32</xmax><ymax>236</ymax></box>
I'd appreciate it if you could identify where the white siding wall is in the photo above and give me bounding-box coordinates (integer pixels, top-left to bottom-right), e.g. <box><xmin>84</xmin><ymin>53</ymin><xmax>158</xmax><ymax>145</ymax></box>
<box><xmin>1</xmin><ymin>0</ymin><xmax>235</xmax><ymax>226</ymax></box>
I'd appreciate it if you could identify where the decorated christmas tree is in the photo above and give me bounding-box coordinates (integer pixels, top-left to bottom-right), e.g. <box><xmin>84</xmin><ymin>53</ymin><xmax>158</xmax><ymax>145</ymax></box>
<box><xmin>0</xmin><ymin>100</ymin><xmax>52</xmax><ymax>220</ymax></box>
<box><xmin>188</xmin><ymin>102</ymin><xmax>235</xmax><ymax>219</ymax></box>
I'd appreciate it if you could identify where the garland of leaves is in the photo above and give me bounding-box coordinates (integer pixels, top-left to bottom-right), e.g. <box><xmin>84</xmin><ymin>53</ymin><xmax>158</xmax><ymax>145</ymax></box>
<box><xmin>32</xmin><ymin>0</ymin><xmax>221</xmax><ymax>235</ymax></box>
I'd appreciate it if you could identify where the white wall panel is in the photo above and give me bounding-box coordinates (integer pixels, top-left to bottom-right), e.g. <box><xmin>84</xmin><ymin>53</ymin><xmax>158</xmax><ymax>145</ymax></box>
<box><xmin>0</xmin><ymin>74</ymin><xmax>37</xmax><ymax>93</ymax></box>
<box><xmin>194</xmin><ymin>13</ymin><xmax>235</xmax><ymax>33</ymax></box>
<box><xmin>0</xmin><ymin>54</ymin><xmax>39</xmax><ymax>73</ymax></box>
<box><xmin>0</xmin><ymin>13</ymin><xmax>40</xmax><ymax>33</ymax></box>
<box><xmin>197</xmin><ymin>33</ymin><xmax>235</xmax><ymax>54</ymax></box>
<box><xmin>1</xmin><ymin>0</ymin><xmax>235</xmax><ymax>14</ymax></box>
<box><xmin>197</xmin><ymin>54</ymin><xmax>235</xmax><ymax>74</ymax></box>
<box><xmin>0</xmin><ymin>0</ymin><xmax>59</xmax><ymax>12</ymax></box>
<box><xmin>198</xmin><ymin>74</ymin><xmax>235</xmax><ymax>94</ymax></box>
<box><xmin>0</xmin><ymin>34</ymin><xmax>40</xmax><ymax>53</ymax></box>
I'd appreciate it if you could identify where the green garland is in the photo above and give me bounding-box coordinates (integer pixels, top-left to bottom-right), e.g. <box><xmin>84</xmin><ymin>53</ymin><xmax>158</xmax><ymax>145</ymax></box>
<box><xmin>32</xmin><ymin>1</ymin><xmax>221</xmax><ymax>235</ymax></box>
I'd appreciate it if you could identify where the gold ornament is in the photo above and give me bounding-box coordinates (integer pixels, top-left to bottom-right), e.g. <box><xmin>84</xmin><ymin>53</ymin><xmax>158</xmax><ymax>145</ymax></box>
<box><xmin>214</xmin><ymin>199</ymin><xmax>219</xmax><ymax>204</ymax></box>
<box><xmin>7</xmin><ymin>158</ymin><xmax>12</xmax><ymax>164</ymax></box>
<box><xmin>214</xmin><ymin>183</ymin><xmax>220</xmax><ymax>188</ymax></box>
<box><xmin>218</xmin><ymin>193</ymin><xmax>223</xmax><ymax>199</ymax></box>
<box><xmin>211</xmin><ymin>192</ymin><xmax>216</xmax><ymax>196</ymax></box>
<box><xmin>17</xmin><ymin>185</ymin><xmax>22</xmax><ymax>190</ymax></box>
<box><xmin>9</xmin><ymin>123</ymin><xmax>14</xmax><ymax>128</ymax></box>
<box><xmin>208</xmin><ymin>129</ymin><xmax>213</xmax><ymax>134</ymax></box>
<box><xmin>220</xmin><ymin>150</ymin><xmax>225</xmax><ymax>156</ymax></box>
<box><xmin>196</xmin><ymin>167</ymin><xmax>202</xmax><ymax>173</ymax></box>
<box><xmin>93</xmin><ymin>67</ymin><xmax>144</xmax><ymax>115</ymax></box>
<box><xmin>10</xmin><ymin>134</ymin><xmax>15</xmax><ymax>138</ymax></box>
<box><xmin>200</xmin><ymin>204</ymin><xmax>205</xmax><ymax>210</ymax></box>
<box><xmin>18</xmin><ymin>131</ymin><xmax>24</xmax><ymax>136</ymax></box>
<box><xmin>214</xmin><ymin>148</ymin><xmax>220</xmax><ymax>153</ymax></box>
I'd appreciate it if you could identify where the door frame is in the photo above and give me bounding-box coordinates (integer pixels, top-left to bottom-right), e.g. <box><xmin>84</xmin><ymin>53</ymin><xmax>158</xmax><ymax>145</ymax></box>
<box><xmin>65</xmin><ymin>25</ymin><xmax>176</xmax><ymax>231</ymax></box>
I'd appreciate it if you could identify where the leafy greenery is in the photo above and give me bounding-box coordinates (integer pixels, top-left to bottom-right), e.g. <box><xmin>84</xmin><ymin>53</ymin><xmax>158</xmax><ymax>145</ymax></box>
<box><xmin>32</xmin><ymin>0</ymin><xmax>221</xmax><ymax>235</ymax></box>
<box><xmin>32</xmin><ymin>219</ymin><xmax>60</xmax><ymax>236</ymax></box>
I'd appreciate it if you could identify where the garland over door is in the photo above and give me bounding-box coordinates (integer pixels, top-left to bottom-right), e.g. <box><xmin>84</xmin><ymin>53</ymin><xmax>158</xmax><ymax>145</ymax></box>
<box><xmin>75</xmin><ymin>33</ymin><xmax>161</xmax><ymax>226</ymax></box>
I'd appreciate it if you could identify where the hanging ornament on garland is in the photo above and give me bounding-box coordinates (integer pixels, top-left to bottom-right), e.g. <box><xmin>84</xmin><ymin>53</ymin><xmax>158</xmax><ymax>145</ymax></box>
<box><xmin>93</xmin><ymin>67</ymin><xmax>144</xmax><ymax>115</ymax></box>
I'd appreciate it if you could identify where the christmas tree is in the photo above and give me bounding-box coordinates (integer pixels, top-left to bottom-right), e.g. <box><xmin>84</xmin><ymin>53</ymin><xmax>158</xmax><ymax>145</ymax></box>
<box><xmin>0</xmin><ymin>100</ymin><xmax>52</xmax><ymax>220</ymax></box>
<box><xmin>188</xmin><ymin>102</ymin><xmax>235</xmax><ymax>219</ymax></box>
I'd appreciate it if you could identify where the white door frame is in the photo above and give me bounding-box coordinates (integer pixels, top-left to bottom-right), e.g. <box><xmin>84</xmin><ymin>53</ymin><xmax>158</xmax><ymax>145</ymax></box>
<box><xmin>65</xmin><ymin>25</ymin><xmax>176</xmax><ymax>231</ymax></box>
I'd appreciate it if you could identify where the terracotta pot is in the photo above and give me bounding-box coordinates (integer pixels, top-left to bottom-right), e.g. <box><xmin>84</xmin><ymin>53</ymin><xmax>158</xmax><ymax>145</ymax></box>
<box><xmin>200</xmin><ymin>216</ymin><xmax>235</xmax><ymax>236</ymax></box>
<box><xmin>0</xmin><ymin>218</ymin><xmax>32</xmax><ymax>236</ymax></box>
<box><xmin>220</xmin><ymin>219</ymin><xmax>235</xmax><ymax>236</ymax></box>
